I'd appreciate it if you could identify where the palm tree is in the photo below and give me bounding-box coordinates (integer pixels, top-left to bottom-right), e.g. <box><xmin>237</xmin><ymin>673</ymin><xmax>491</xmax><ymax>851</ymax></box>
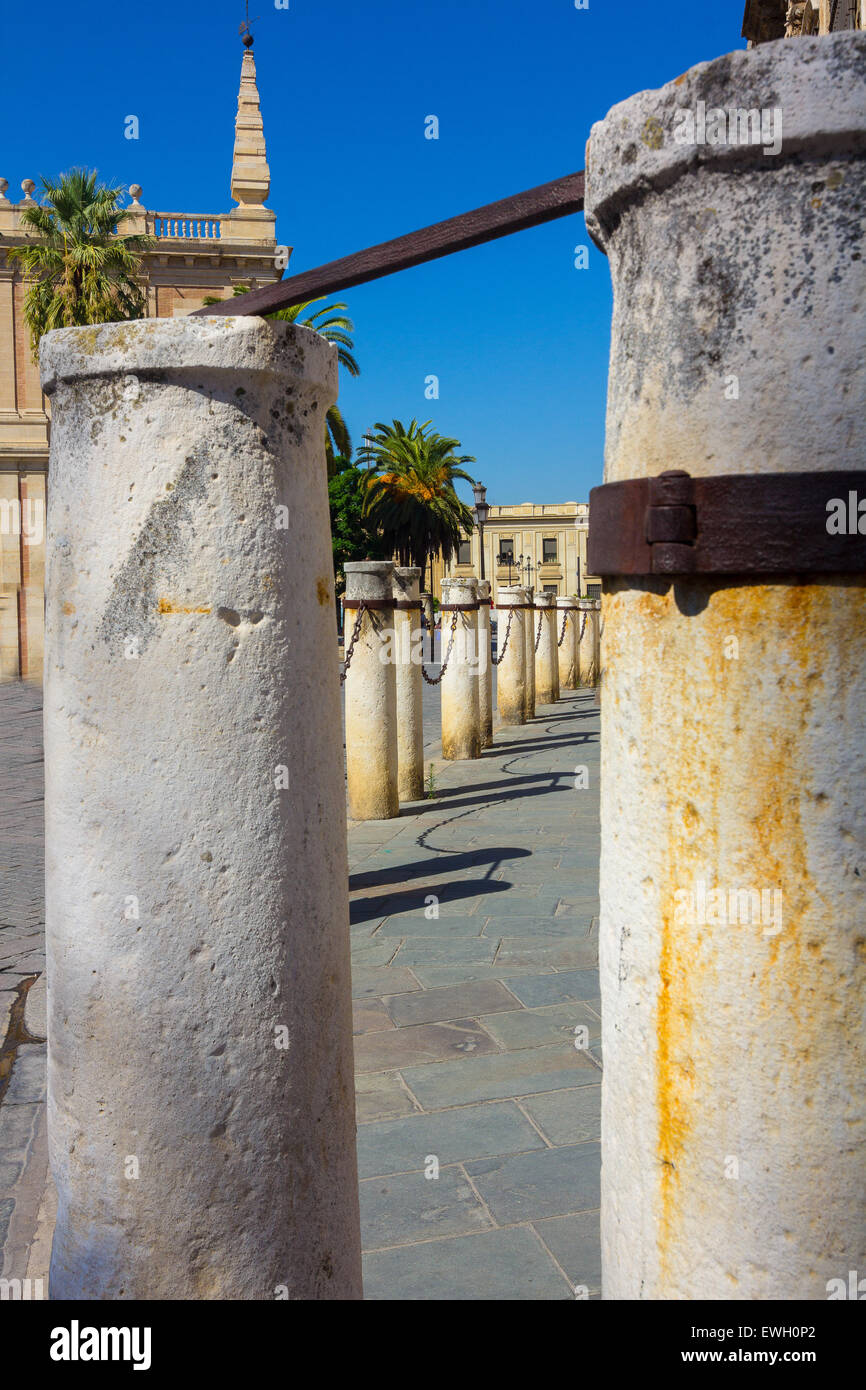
<box><xmin>203</xmin><ymin>286</ymin><xmax>358</xmax><ymax>475</ymax></box>
<box><xmin>358</xmin><ymin>419</ymin><xmax>476</xmax><ymax>592</ymax></box>
<box><xmin>8</xmin><ymin>169</ymin><xmax>151</xmax><ymax>358</ymax></box>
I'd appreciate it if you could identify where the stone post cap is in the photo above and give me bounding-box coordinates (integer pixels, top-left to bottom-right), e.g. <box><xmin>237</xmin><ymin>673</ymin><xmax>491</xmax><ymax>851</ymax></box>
<box><xmin>585</xmin><ymin>31</ymin><xmax>866</xmax><ymax>252</ymax></box>
<box><xmin>39</xmin><ymin>315</ymin><xmax>337</xmax><ymax>400</ymax></box>
<box><xmin>535</xmin><ymin>592</ymin><xmax>556</xmax><ymax>608</ymax></box>
<box><xmin>477</xmin><ymin>580</ymin><xmax>491</xmax><ymax>600</ymax></box>
<box><xmin>344</xmin><ymin>560</ymin><xmax>395</xmax><ymax>602</ymax></box>
<box><xmin>556</xmin><ymin>595</ymin><xmax>580</xmax><ymax>608</ymax></box>
<box><xmin>392</xmin><ymin>566</ymin><xmax>421</xmax><ymax>601</ymax></box>
<box><xmin>443</xmin><ymin>576</ymin><xmax>478</xmax><ymax>600</ymax></box>
<box><xmin>497</xmin><ymin>585</ymin><xmax>527</xmax><ymax>606</ymax></box>
<box><xmin>578</xmin><ymin>598</ymin><xmax>595</xmax><ymax>609</ymax></box>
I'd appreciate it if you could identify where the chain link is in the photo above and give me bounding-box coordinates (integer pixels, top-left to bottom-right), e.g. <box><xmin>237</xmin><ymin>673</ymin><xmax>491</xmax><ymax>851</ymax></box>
<box><xmin>534</xmin><ymin>612</ymin><xmax>544</xmax><ymax>652</ymax></box>
<box><xmin>339</xmin><ymin>604</ymin><xmax>366</xmax><ymax>685</ymax></box>
<box><xmin>557</xmin><ymin>611</ymin><xmax>570</xmax><ymax>647</ymax></box>
<box><xmin>491</xmin><ymin>607</ymin><xmax>515</xmax><ymax>666</ymax></box>
<box><xmin>421</xmin><ymin>609</ymin><xmax>459</xmax><ymax>686</ymax></box>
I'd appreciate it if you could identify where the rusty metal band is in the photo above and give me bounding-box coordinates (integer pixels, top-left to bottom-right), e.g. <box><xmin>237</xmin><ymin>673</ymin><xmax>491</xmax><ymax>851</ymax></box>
<box><xmin>494</xmin><ymin>602</ymin><xmax>534</xmax><ymax>610</ymax></box>
<box><xmin>393</xmin><ymin>600</ymin><xmax>423</xmax><ymax>610</ymax></box>
<box><xmin>587</xmin><ymin>470</ymin><xmax>866</xmax><ymax>577</ymax></box>
<box><xmin>439</xmin><ymin>602</ymin><xmax>480</xmax><ymax>611</ymax></box>
<box><xmin>342</xmin><ymin>598</ymin><xmax>395</xmax><ymax>610</ymax></box>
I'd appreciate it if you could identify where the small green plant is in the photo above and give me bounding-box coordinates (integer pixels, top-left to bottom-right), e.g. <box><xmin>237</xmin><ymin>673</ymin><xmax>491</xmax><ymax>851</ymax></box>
<box><xmin>425</xmin><ymin>763</ymin><xmax>437</xmax><ymax>799</ymax></box>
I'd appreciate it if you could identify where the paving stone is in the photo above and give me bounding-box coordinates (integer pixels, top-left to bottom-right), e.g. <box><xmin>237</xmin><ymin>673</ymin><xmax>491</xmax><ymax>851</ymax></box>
<box><xmin>495</xmin><ymin>938</ymin><xmax>598</xmax><ymax>970</ymax></box>
<box><xmin>0</xmin><ymin>1101</ymin><xmax>42</xmax><ymax>1153</ymax></box>
<box><xmin>409</xmin><ymin>962</ymin><xmax>559</xmax><ymax>988</ymax></box>
<box><xmin>402</xmin><ymin>1044</ymin><xmax>599</xmax><ymax>1109</ymax></box>
<box><xmin>520</xmin><ymin>1085</ymin><xmax>602</xmax><ymax>1146</ymax></box>
<box><xmin>479</xmin><ymin>1003</ymin><xmax>601</xmax><ymax>1052</ymax></box>
<box><xmin>354</xmin><ymin>1019</ymin><xmax>499</xmax><ymax>1073</ymax></box>
<box><xmin>505</xmin><ymin>970</ymin><xmax>600</xmax><ymax>1007</ymax></box>
<box><xmin>356</xmin><ymin>1101</ymin><xmax>545</xmax><ymax>1178</ymax></box>
<box><xmin>3</xmin><ymin>1044</ymin><xmax>46</xmax><ymax>1104</ymax></box>
<box><xmin>384</xmin><ymin>979</ymin><xmax>520</xmax><ymax>1027</ymax></box>
<box><xmin>352</xmin><ymin>1000</ymin><xmax>396</xmax><ymax>1035</ymax></box>
<box><xmin>355</xmin><ymin>1071</ymin><xmax>420</xmax><ymax>1123</ymax></box>
<box><xmin>360</xmin><ymin>1164</ymin><xmax>493</xmax><ymax>1249</ymax></box>
<box><xmin>465</xmin><ymin>1143</ymin><xmax>600</xmax><ymax>1225</ymax></box>
<box><xmin>374</xmin><ymin>914</ymin><xmax>485</xmax><ymax>938</ymax></box>
<box><xmin>362</xmin><ymin>1225</ymin><xmax>571</xmax><ymax>1300</ymax></box>
<box><xmin>480</xmin><ymin>915</ymin><xmax>591</xmax><ymax>939</ymax></box>
<box><xmin>391</xmin><ymin>937</ymin><xmax>500</xmax><ymax>967</ymax></box>
<box><xmin>350</xmin><ymin>966</ymin><xmax>420</xmax><ymax>999</ymax></box>
<box><xmin>533</xmin><ymin>1209</ymin><xmax>602</xmax><ymax>1294</ymax></box>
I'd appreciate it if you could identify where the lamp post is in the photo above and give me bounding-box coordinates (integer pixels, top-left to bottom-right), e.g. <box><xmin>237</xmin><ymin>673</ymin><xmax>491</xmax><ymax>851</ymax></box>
<box><xmin>523</xmin><ymin>557</ymin><xmax>537</xmax><ymax>587</ymax></box>
<box><xmin>472</xmin><ymin>480</ymin><xmax>490</xmax><ymax>582</ymax></box>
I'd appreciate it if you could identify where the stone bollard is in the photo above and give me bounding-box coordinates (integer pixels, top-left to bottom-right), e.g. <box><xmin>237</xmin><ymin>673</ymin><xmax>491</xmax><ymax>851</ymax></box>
<box><xmin>585</xmin><ymin>33</ymin><xmax>866</xmax><ymax>1300</ymax></box>
<box><xmin>392</xmin><ymin>566</ymin><xmax>425</xmax><ymax>801</ymax></box>
<box><xmin>440</xmin><ymin>575</ymin><xmax>481</xmax><ymax>760</ymax></box>
<box><xmin>577</xmin><ymin>599</ymin><xmax>596</xmax><ymax>687</ymax></box>
<box><xmin>39</xmin><ymin>316</ymin><xmax>362</xmax><ymax>1300</ymax></box>
<box><xmin>556</xmin><ymin>596</ymin><xmax>580</xmax><ymax>691</ymax></box>
<box><xmin>534</xmin><ymin>592</ymin><xmax>560</xmax><ymax>706</ymax></box>
<box><xmin>495</xmin><ymin>585</ymin><xmax>528</xmax><ymax>726</ymax></box>
<box><xmin>420</xmin><ymin>590</ymin><xmax>435</xmax><ymax>663</ymax></box>
<box><xmin>344</xmin><ymin>560</ymin><xmax>399</xmax><ymax>820</ymax></box>
<box><xmin>477</xmin><ymin>580</ymin><xmax>494</xmax><ymax>748</ymax></box>
<box><xmin>523</xmin><ymin>585</ymin><xmax>537</xmax><ymax>720</ymax></box>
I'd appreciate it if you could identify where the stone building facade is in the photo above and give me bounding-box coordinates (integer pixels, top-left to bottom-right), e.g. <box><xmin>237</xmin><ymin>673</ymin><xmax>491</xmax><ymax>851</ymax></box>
<box><xmin>432</xmin><ymin>500</ymin><xmax>599</xmax><ymax>604</ymax></box>
<box><xmin>0</xmin><ymin>45</ymin><xmax>282</xmax><ymax>681</ymax></box>
<box><xmin>742</xmin><ymin>0</ymin><xmax>864</xmax><ymax>42</ymax></box>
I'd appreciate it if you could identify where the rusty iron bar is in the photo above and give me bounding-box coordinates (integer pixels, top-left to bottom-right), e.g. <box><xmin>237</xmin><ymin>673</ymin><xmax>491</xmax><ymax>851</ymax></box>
<box><xmin>588</xmin><ymin>469</ymin><xmax>866</xmax><ymax>577</ymax></box>
<box><xmin>193</xmin><ymin>172</ymin><xmax>585</xmax><ymax>318</ymax></box>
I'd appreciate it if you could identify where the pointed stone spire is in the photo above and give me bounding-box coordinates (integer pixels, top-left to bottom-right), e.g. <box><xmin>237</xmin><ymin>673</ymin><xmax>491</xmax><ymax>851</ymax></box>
<box><xmin>225</xmin><ymin>36</ymin><xmax>276</xmax><ymax>244</ymax></box>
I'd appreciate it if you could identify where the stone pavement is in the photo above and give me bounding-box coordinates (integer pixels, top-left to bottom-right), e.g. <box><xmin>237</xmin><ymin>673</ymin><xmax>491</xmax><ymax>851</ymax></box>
<box><xmin>350</xmin><ymin>684</ymin><xmax>601</xmax><ymax>1300</ymax></box>
<box><xmin>0</xmin><ymin>680</ymin><xmax>52</xmax><ymax>1292</ymax></box>
<box><xmin>0</xmin><ymin>671</ymin><xmax>601</xmax><ymax>1299</ymax></box>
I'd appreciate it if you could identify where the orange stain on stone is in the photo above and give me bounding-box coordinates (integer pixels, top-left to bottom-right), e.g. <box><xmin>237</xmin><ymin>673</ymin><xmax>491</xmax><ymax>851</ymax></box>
<box><xmin>316</xmin><ymin>578</ymin><xmax>331</xmax><ymax>606</ymax></box>
<box><xmin>157</xmin><ymin>598</ymin><xmax>212</xmax><ymax>614</ymax></box>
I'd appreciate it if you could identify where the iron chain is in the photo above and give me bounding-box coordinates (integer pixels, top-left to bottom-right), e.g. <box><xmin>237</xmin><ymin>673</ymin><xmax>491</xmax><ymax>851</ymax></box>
<box><xmin>557</xmin><ymin>611</ymin><xmax>570</xmax><ymax>647</ymax></box>
<box><xmin>421</xmin><ymin>609</ymin><xmax>459</xmax><ymax>686</ymax></box>
<box><xmin>339</xmin><ymin>604</ymin><xmax>366</xmax><ymax>685</ymax></box>
<box><xmin>491</xmin><ymin>607</ymin><xmax>515</xmax><ymax>666</ymax></box>
<box><xmin>534</xmin><ymin>613</ymin><xmax>544</xmax><ymax>652</ymax></box>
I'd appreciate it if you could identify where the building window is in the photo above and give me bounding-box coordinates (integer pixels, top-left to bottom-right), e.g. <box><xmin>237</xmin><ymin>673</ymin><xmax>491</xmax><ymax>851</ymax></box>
<box><xmin>586</xmin><ymin>583</ymin><xmax>602</xmax><ymax>600</ymax></box>
<box><xmin>542</xmin><ymin>584</ymin><xmax>558</xmax><ymax>595</ymax></box>
<box><xmin>498</xmin><ymin>538</ymin><xmax>514</xmax><ymax>564</ymax></box>
<box><xmin>542</xmin><ymin>537</ymin><xmax>557</xmax><ymax>563</ymax></box>
<box><xmin>456</xmin><ymin>539</ymin><xmax>472</xmax><ymax>566</ymax></box>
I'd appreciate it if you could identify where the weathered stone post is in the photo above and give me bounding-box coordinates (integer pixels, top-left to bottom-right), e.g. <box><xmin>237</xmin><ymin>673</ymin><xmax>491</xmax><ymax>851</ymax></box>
<box><xmin>495</xmin><ymin>585</ymin><xmax>527</xmax><ymax>726</ymax></box>
<box><xmin>523</xmin><ymin>586</ymin><xmax>537</xmax><ymax>720</ymax></box>
<box><xmin>534</xmin><ymin>592</ymin><xmax>560</xmax><ymax>705</ymax></box>
<box><xmin>577</xmin><ymin>599</ymin><xmax>596</xmax><ymax>687</ymax></box>
<box><xmin>591</xmin><ymin>599</ymin><xmax>602</xmax><ymax>688</ymax></box>
<box><xmin>440</xmin><ymin>575</ymin><xmax>481</xmax><ymax>760</ymax></box>
<box><xmin>585</xmin><ymin>33</ymin><xmax>866</xmax><ymax>1299</ymax></box>
<box><xmin>40</xmin><ymin>316</ymin><xmax>362</xmax><ymax>1300</ymax></box>
<box><xmin>556</xmin><ymin>596</ymin><xmax>580</xmax><ymax>691</ymax></box>
<box><xmin>344</xmin><ymin>559</ymin><xmax>399</xmax><ymax>820</ymax></box>
<box><xmin>421</xmin><ymin>590</ymin><xmax>435</xmax><ymax>663</ymax></box>
<box><xmin>392</xmin><ymin>565</ymin><xmax>424</xmax><ymax>802</ymax></box>
<box><xmin>477</xmin><ymin>579</ymin><xmax>494</xmax><ymax>748</ymax></box>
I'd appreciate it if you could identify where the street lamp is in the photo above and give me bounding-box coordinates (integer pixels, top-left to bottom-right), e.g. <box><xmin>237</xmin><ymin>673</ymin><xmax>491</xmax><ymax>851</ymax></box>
<box><xmin>472</xmin><ymin>481</ymin><xmax>490</xmax><ymax>581</ymax></box>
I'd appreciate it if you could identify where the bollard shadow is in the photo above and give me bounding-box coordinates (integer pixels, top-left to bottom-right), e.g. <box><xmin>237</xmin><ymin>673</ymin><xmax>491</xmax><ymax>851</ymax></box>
<box><xmin>350</xmin><ymin>846</ymin><xmax>530</xmax><ymax>893</ymax></box>
<box><xmin>395</xmin><ymin>773</ymin><xmax>573</xmax><ymax>816</ymax></box>
<box><xmin>489</xmin><ymin>732</ymin><xmax>598</xmax><ymax>755</ymax></box>
<box><xmin>350</xmin><ymin>876</ymin><xmax>513</xmax><ymax>925</ymax></box>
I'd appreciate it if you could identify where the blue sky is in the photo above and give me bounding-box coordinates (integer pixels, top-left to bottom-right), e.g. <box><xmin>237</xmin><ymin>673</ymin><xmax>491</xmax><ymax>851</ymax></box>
<box><xmin>1</xmin><ymin>0</ymin><xmax>747</xmax><ymax>505</ymax></box>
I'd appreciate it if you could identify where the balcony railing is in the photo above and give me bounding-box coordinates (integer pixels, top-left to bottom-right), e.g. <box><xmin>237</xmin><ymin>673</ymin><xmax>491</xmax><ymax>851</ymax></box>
<box><xmin>151</xmin><ymin>213</ymin><xmax>222</xmax><ymax>240</ymax></box>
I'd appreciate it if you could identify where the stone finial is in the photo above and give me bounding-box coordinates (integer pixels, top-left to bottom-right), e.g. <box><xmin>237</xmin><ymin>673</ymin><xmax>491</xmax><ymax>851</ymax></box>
<box><xmin>128</xmin><ymin>183</ymin><xmax>143</xmax><ymax>207</ymax></box>
<box><xmin>0</xmin><ymin>178</ymin><xmax>9</xmax><ymax>202</ymax></box>
<box><xmin>20</xmin><ymin>178</ymin><xmax>36</xmax><ymax>204</ymax></box>
<box><xmin>230</xmin><ymin>48</ymin><xmax>271</xmax><ymax>207</ymax></box>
